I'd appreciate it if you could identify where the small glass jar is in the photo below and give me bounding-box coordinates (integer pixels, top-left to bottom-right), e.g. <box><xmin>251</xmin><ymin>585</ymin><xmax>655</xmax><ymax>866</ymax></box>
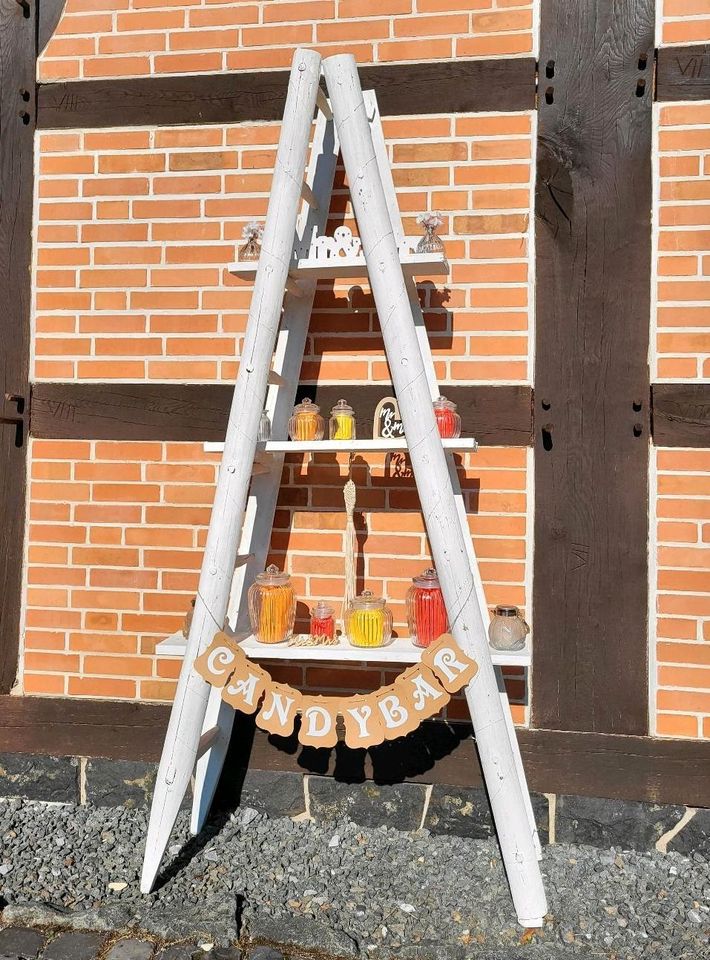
<box><xmin>345</xmin><ymin>590</ymin><xmax>393</xmax><ymax>648</ymax></box>
<box><xmin>258</xmin><ymin>409</ymin><xmax>271</xmax><ymax>442</ymax></box>
<box><xmin>310</xmin><ymin>601</ymin><xmax>335</xmax><ymax>641</ymax></box>
<box><xmin>406</xmin><ymin>568</ymin><xmax>448</xmax><ymax>649</ymax></box>
<box><xmin>248</xmin><ymin>564</ymin><xmax>296</xmax><ymax>644</ymax></box>
<box><xmin>288</xmin><ymin>398</ymin><xmax>325</xmax><ymax>441</ymax></box>
<box><xmin>488</xmin><ymin>605</ymin><xmax>529</xmax><ymax>652</ymax></box>
<box><xmin>329</xmin><ymin>399</ymin><xmax>356</xmax><ymax>441</ymax></box>
<box><xmin>433</xmin><ymin>396</ymin><xmax>461</xmax><ymax>439</ymax></box>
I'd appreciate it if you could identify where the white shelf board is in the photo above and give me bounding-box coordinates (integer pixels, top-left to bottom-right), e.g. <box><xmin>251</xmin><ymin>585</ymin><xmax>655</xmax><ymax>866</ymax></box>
<box><xmin>156</xmin><ymin>630</ymin><xmax>531</xmax><ymax>668</ymax></box>
<box><xmin>228</xmin><ymin>251</ymin><xmax>448</xmax><ymax>282</ymax></box>
<box><xmin>204</xmin><ymin>437</ymin><xmax>479</xmax><ymax>454</ymax></box>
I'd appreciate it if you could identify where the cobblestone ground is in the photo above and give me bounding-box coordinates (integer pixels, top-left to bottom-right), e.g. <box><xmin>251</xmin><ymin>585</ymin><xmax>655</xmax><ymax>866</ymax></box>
<box><xmin>0</xmin><ymin>798</ymin><xmax>708</xmax><ymax>959</ymax></box>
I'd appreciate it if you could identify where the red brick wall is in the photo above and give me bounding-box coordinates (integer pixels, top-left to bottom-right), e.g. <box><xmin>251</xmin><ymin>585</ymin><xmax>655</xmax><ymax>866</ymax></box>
<box><xmin>39</xmin><ymin>0</ymin><xmax>536</xmax><ymax>81</ymax></box>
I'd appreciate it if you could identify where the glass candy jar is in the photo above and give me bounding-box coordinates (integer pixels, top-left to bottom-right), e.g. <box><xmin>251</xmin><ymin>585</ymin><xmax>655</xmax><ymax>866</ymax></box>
<box><xmin>406</xmin><ymin>568</ymin><xmax>448</xmax><ymax>648</ymax></box>
<box><xmin>288</xmin><ymin>398</ymin><xmax>324</xmax><ymax>441</ymax></box>
<box><xmin>258</xmin><ymin>408</ymin><xmax>271</xmax><ymax>441</ymax></box>
<box><xmin>248</xmin><ymin>565</ymin><xmax>296</xmax><ymax>644</ymax></box>
<box><xmin>310</xmin><ymin>601</ymin><xmax>335</xmax><ymax>641</ymax></box>
<box><xmin>433</xmin><ymin>396</ymin><xmax>461</xmax><ymax>439</ymax></box>
<box><xmin>345</xmin><ymin>590</ymin><xmax>393</xmax><ymax>648</ymax></box>
<box><xmin>488</xmin><ymin>605</ymin><xmax>529</xmax><ymax>652</ymax></box>
<box><xmin>329</xmin><ymin>399</ymin><xmax>356</xmax><ymax>441</ymax></box>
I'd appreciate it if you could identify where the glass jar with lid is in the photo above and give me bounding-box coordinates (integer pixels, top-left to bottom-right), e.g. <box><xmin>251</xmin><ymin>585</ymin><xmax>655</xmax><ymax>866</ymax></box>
<box><xmin>288</xmin><ymin>398</ymin><xmax>324</xmax><ymax>441</ymax></box>
<box><xmin>248</xmin><ymin>564</ymin><xmax>296</xmax><ymax>644</ymax></box>
<box><xmin>488</xmin><ymin>605</ymin><xmax>529</xmax><ymax>652</ymax></box>
<box><xmin>406</xmin><ymin>568</ymin><xmax>448</xmax><ymax>648</ymax></box>
<box><xmin>310</xmin><ymin>601</ymin><xmax>335</xmax><ymax>641</ymax></box>
<box><xmin>344</xmin><ymin>590</ymin><xmax>393</xmax><ymax>648</ymax></box>
<box><xmin>329</xmin><ymin>399</ymin><xmax>356</xmax><ymax>441</ymax></box>
<box><xmin>258</xmin><ymin>408</ymin><xmax>271</xmax><ymax>442</ymax></box>
<box><xmin>433</xmin><ymin>396</ymin><xmax>461</xmax><ymax>439</ymax></box>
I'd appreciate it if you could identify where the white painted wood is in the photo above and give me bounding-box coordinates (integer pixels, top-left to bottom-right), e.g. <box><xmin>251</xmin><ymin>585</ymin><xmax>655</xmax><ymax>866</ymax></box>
<box><xmin>190</xmin><ymin>100</ymin><xmax>342</xmax><ymax>835</ymax></box>
<box><xmin>367</xmin><ymin>89</ymin><xmax>542</xmax><ymax>863</ymax></box>
<box><xmin>157</xmin><ymin>629</ymin><xmax>532</xmax><ymax>667</ymax></box>
<box><xmin>140</xmin><ymin>48</ymin><xmax>323</xmax><ymax>894</ymax></box>
<box><xmin>227</xmin><ymin>250</ymin><xmax>448</xmax><ymax>281</ymax></box>
<box><xmin>323</xmin><ymin>54</ymin><xmax>547</xmax><ymax>927</ymax></box>
<box><xmin>204</xmin><ymin>438</ymin><xmax>478</xmax><ymax>454</ymax></box>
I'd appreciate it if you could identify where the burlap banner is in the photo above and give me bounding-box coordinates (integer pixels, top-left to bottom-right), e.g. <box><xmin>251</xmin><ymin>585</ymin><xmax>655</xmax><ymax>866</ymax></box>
<box><xmin>195</xmin><ymin>633</ymin><xmax>478</xmax><ymax>748</ymax></box>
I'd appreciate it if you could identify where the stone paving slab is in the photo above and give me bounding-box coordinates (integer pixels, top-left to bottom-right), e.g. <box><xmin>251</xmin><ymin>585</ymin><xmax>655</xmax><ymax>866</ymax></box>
<box><xmin>0</xmin><ymin>926</ymin><xmax>46</xmax><ymax>959</ymax></box>
<box><xmin>42</xmin><ymin>932</ymin><xmax>106</xmax><ymax>960</ymax></box>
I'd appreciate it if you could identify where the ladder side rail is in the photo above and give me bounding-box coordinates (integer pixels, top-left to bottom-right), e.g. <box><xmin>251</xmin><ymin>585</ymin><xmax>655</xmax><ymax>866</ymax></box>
<box><xmin>368</xmin><ymin>95</ymin><xmax>541</xmax><ymax>859</ymax></box>
<box><xmin>191</xmin><ymin>110</ymin><xmax>341</xmax><ymax>834</ymax></box>
<box><xmin>323</xmin><ymin>54</ymin><xmax>546</xmax><ymax>926</ymax></box>
<box><xmin>141</xmin><ymin>48</ymin><xmax>322</xmax><ymax>894</ymax></box>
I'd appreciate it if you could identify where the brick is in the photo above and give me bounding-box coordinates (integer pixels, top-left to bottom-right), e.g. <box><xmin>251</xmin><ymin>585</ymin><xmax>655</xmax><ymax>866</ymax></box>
<box><xmin>656</xmin><ymin>714</ymin><xmax>699</xmax><ymax>738</ymax></box>
<box><xmin>68</xmin><ymin>677</ymin><xmax>137</xmax><ymax>698</ymax></box>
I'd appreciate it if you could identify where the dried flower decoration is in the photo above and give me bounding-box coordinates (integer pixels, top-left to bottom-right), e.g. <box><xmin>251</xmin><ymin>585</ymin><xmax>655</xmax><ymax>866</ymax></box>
<box><xmin>242</xmin><ymin>220</ymin><xmax>264</xmax><ymax>241</ymax></box>
<box><xmin>416</xmin><ymin>211</ymin><xmax>445</xmax><ymax>255</ymax></box>
<box><xmin>239</xmin><ymin>221</ymin><xmax>264</xmax><ymax>261</ymax></box>
<box><xmin>416</xmin><ymin>211</ymin><xmax>443</xmax><ymax>230</ymax></box>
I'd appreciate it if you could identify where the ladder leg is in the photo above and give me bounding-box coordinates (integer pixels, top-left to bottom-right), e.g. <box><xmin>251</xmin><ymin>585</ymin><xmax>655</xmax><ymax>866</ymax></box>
<box><xmin>323</xmin><ymin>53</ymin><xmax>547</xmax><ymax>927</ymax></box>
<box><xmin>140</xmin><ymin>48</ymin><xmax>322</xmax><ymax>894</ymax></box>
<box><xmin>189</xmin><ymin>108</ymin><xmax>341</xmax><ymax>836</ymax></box>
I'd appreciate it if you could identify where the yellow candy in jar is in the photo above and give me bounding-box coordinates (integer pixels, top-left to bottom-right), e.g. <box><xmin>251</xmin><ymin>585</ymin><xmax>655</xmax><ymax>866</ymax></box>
<box><xmin>345</xmin><ymin>590</ymin><xmax>392</xmax><ymax>648</ymax></box>
<box><xmin>329</xmin><ymin>399</ymin><xmax>356</xmax><ymax>441</ymax></box>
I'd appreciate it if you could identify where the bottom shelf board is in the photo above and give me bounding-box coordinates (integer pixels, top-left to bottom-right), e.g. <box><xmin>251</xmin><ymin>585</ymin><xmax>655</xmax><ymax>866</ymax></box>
<box><xmin>156</xmin><ymin>630</ymin><xmax>531</xmax><ymax>667</ymax></box>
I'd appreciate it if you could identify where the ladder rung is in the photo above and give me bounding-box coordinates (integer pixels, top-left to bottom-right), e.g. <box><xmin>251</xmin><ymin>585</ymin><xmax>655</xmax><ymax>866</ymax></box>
<box><xmin>196</xmin><ymin>726</ymin><xmax>220</xmax><ymax>759</ymax></box>
<box><xmin>268</xmin><ymin>370</ymin><xmax>288</xmax><ymax>386</ymax></box>
<box><xmin>301</xmin><ymin>181</ymin><xmax>319</xmax><ymax>210</ymax></box>
<box><xmin>235</xmin><ymin>553</ymin><xmax>253</xmax><ymax>567</ymax></box>
<box><xmin>316</xmin><ymin>87</ymin><xmax>332</xmax><ymax>119</ymax></box>
<box><xmin>285</xmin><ymin>276</ymin><xmax>305</xmax><ymax>298</ymax></box>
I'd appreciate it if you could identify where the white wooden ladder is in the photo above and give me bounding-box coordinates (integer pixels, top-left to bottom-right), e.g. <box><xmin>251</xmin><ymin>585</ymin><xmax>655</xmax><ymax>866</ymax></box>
<box><xmin>143</xmin><ymin>49</ymin><xmax>547</xmax><ymax>928</ymax></box>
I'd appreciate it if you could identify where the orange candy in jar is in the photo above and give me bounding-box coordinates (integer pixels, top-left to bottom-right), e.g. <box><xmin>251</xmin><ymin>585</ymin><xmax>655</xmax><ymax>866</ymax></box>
<box><xmin>288</xmin><ymin>398</ymin><xmax>325</xmax><ymax>441</ymax></box>
<box><xmin>248</xmin><ymin>564</ymin><xmax>296</xmax><ymax>644</ymax></box>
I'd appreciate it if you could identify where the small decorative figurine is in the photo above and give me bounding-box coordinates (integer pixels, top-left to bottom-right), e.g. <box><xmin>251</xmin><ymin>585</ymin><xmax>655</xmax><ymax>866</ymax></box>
<box><xmin>248</xmin><ymin>565</ymin><xmax>296</xmax><ymax>644</ymax></box>
<box><xmin>258</xmin><ymin>409</ymin><xmax>271</xmax><ymax>441</ymax></box>
<box><xmin>288</xmin><ymin>398</ymin><xmax>325</xmax><ymax>441</ymax></box>
<box><xmin>488</xmin><ymin>605</ymin><xmax>529</xmax><ymax>652</ymax></box>
<box><xmin>238</xmin><ymin>220</ymin><xmax>263</xmax><ymax>261</ymax></box>
<box><xmin>406</xmin><ymin>568</ymin><xmax>448</xmax><ymax>648</ymax></box>
<box><xmin>433</xmin><ymin>396</ymin><xmax>461</xmax><ymax>439</ymax></box>
<box><xmin>345</xmin><ymin>590</ymin><xmax>393</xmax><ymax>648</ymax></box>
<box><xmin>329</xmin><ymin>399</ymin><xmax>356</xmax><ymax>440</ymax></box>
<box><xmin>416</xmin><ymin>211</ymin><xmax>445</xmax><ymax>255</ymax></box>
<box><xmin>310</xmin><ymin>601</ymin><xmax>335</xmax><ymax>642</ymax></box>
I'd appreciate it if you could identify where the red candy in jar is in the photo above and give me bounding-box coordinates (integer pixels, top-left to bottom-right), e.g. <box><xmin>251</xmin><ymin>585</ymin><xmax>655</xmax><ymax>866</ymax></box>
<box><xmin>406</xmin><ymin>568</ymin><xmax>448</xmax><ymax>648</ymax></box>
<box><xmin>433</xmin><ymin>396</ymin><xmax>461</xmax><ymax>439</ymax></box>
<box><xmin>310</xmin><ymin>601</ymin><xmax>335</xmax><ymax>640</ymax></box>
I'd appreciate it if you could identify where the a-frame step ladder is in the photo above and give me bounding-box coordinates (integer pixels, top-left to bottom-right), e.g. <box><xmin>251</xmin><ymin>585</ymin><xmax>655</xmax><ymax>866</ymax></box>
<box><xmin>143</xmin><ymin>49</ymin><xmax>547</xmax><ymax>928</ymax></box>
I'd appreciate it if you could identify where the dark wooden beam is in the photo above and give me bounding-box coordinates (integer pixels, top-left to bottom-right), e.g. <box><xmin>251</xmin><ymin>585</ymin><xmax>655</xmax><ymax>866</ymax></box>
<box><xmin>4</xmin><ymin>696</ymin><xmax>710</xmax><ymax>807</ymax></box>
<box><xmin>29</xmin><ymin>382</ymin><xmax>533</xmax><ymax>447</ymax></box>
<box><xmin>0</xmin><ymin>0</ymin><xmax>36</xmax><ymax>693</ymax></box>
<box><xmin>37</xmin><ymin>57</ymin><xmax>535</xmax><ymax>130</ymax></box>
<box><xmin>532</xmin><ymin>0</ymin><xmax>654</xmax><ymax>735</ymax></box>
<box><xmin>652</xmin><ymin>383</ymin><xmax>710</xmax><ymax>447</ymax></box>
<box><xmin>656</xmin><ymin>43</ymin><xmax>710</xmax><ymax>101</ymax></box>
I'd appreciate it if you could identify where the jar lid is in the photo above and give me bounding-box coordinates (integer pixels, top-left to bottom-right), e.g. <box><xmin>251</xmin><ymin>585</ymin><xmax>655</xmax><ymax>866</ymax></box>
<box><xmin>494</xmin><ymin>605</ymin><xmax>520</xmax><ymax>617</ymax></box>
<box><xmin>413</xmin><ymin>568</ymin><xmax>440</xmax><ymax>587</ymax></box>
<box><xmin>352</xmin><ymin>589</ymin><xmax>385</xmax><ymax>610</ymax></box>
<box><xmin>255</xmin><ymin>564</ymin><xmax>290</xmax><ymax>585</ymax></box>
<box><xmin>293</xmin><ymin>397</ymin><xmax>320</xmax><ymax>415</ymax></box>
<box><xmin>312</xmin><ymin>601</ymin><xmax>334</xmax><ymax>618</ymax></box>
<box><xmin>331</xmin><ymin>399</ymin><xmax>354</xmax><ymax>416</ymax></box>
<box><xmin>433</xmin><ymin>395</ymin><xmax>457</xmax><ymax>411</ymax></box>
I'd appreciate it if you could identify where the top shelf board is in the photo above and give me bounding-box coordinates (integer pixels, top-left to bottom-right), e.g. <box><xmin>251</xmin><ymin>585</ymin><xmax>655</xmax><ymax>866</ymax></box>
<box><xmin>204</xmin><ymin>437</ymin><xmax>479</xmax><ymax>454</ymax></box>
<box><xmin>229</xmin><ymin>251</ymin><xmax>448</xmax><ymax>282</ymax></box>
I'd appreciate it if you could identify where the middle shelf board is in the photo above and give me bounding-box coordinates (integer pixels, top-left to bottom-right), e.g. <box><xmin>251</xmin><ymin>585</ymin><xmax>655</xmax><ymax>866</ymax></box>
<box><xmin>156</xmin><ymin>630</ymin><xmax>531</xmax><ymax>668</ymax></box>
<box><xmin>203</xmin><ymin>437</ymin><xmax>480</xmax><ymax>454</ymax></box>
